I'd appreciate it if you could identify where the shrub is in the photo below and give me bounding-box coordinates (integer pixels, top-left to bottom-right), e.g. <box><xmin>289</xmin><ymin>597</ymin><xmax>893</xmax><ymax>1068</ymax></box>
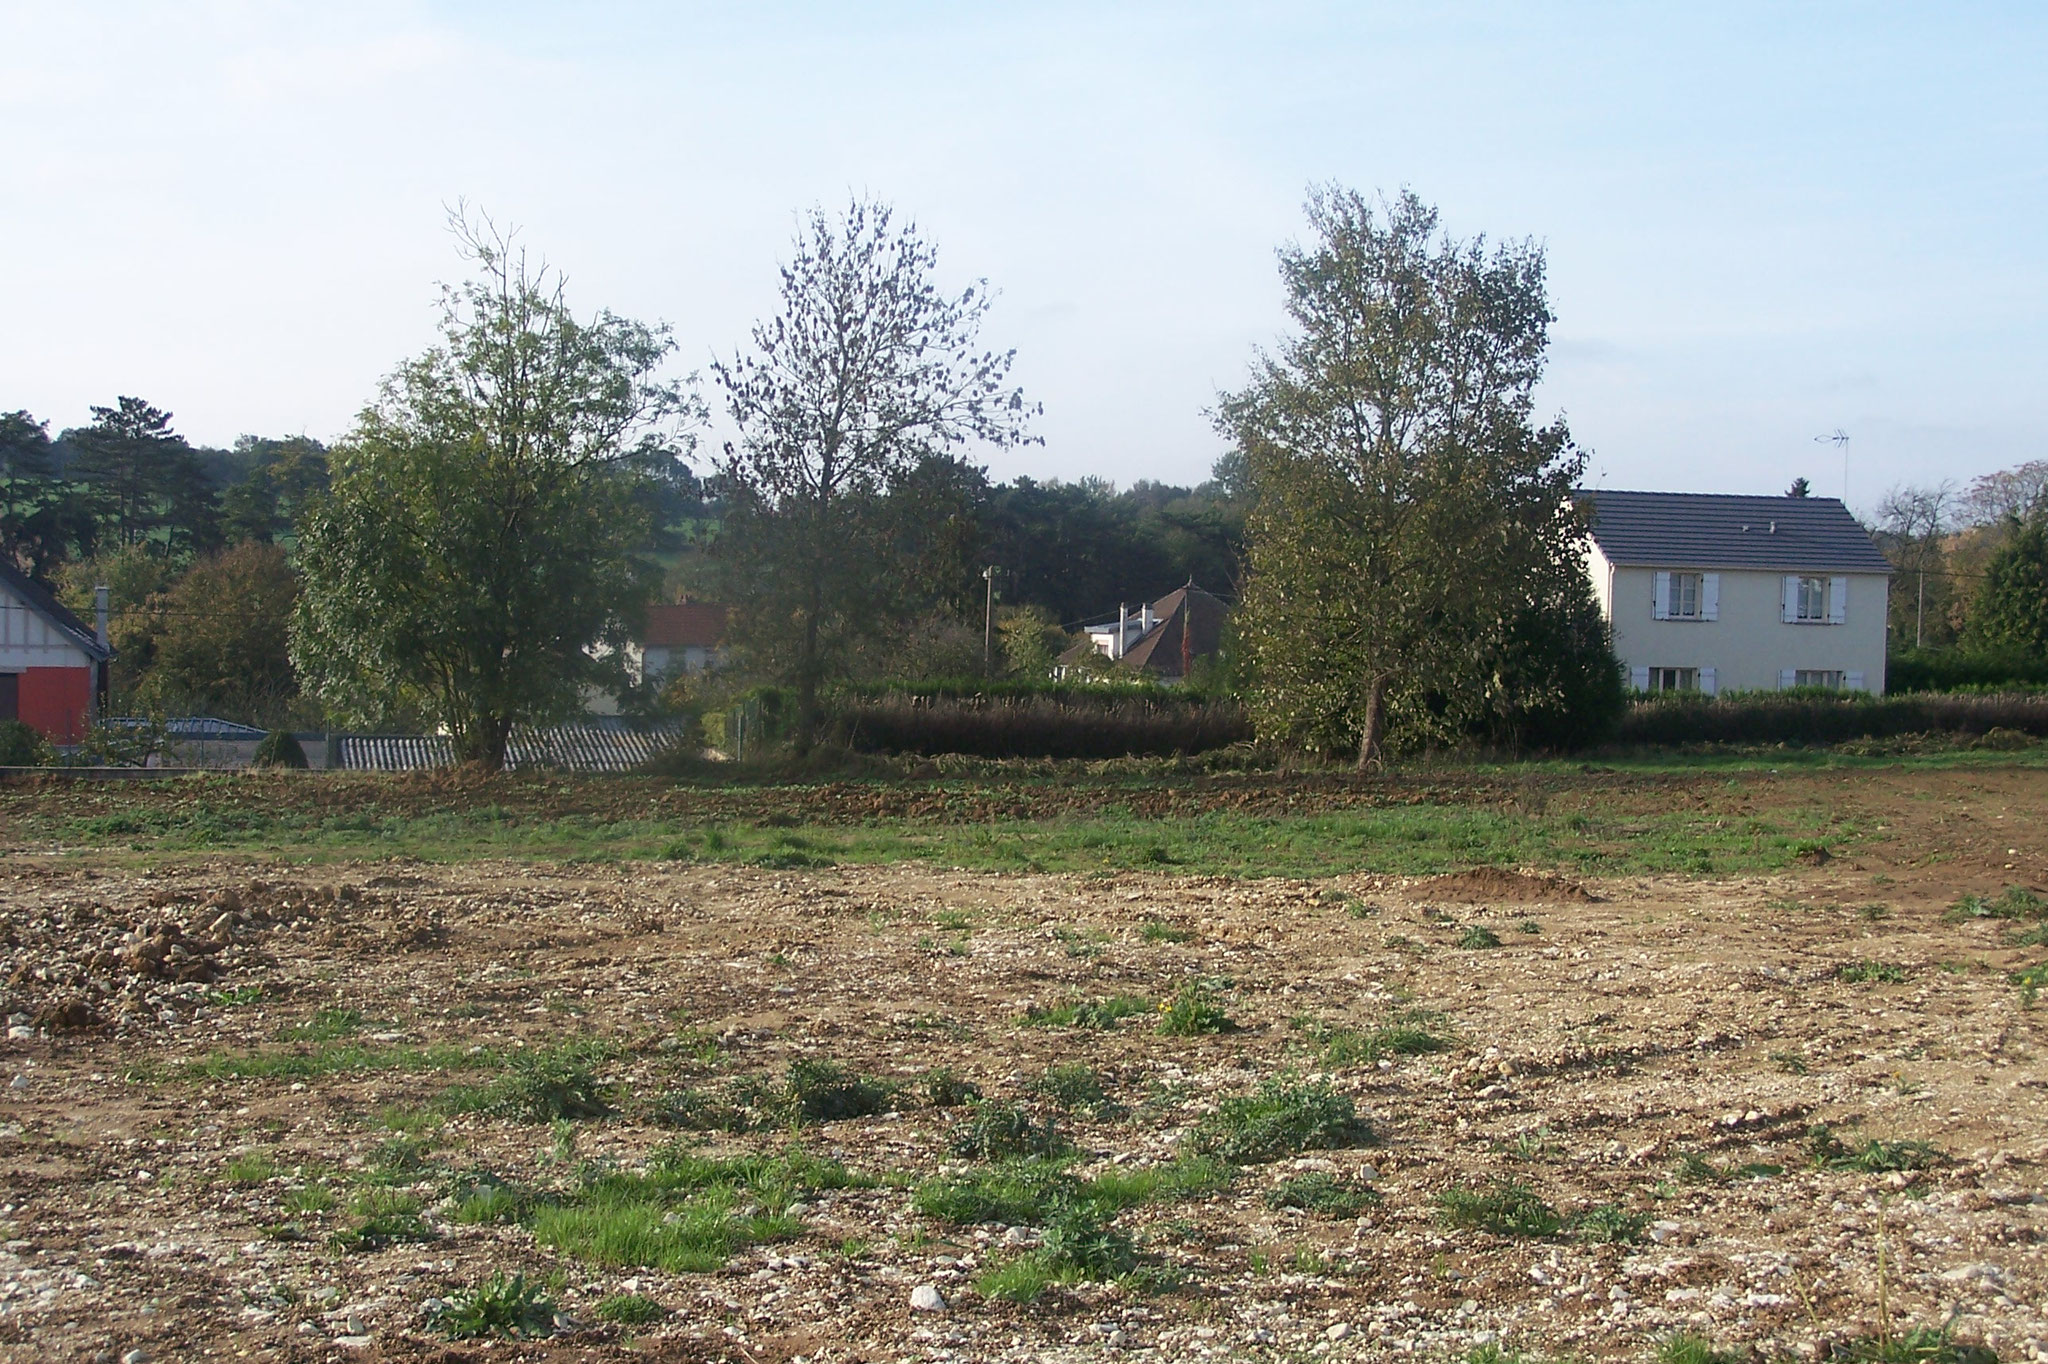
<box><xmin>1456</xmin><ymin>925</ymin><xmax>1503</xmax><ymax>950</ymax></box>
<box><xmin>1889</xmin><ymin>645</ymin><xmax>2048</xmax><ymax>693</ymax></box>
<box><xmin>1032</xmin><ymin>1062</ymin><xmax>1110</xmax><ymax>1112</ymax></box>
<box><xmin>1188</xmin><ymin>1076</ymin><xmax>1371</xmax><ymax>1163</ymax></box>
<box><xmin>252</xmin><ymin>729</ymin><xmax>309</xmax><ymax>768</ymax></box>
<box><xmin>434</xmin><ymin>1272</ymin><xmax>554</xmax><ymax>1340</ymax></box>
<box><xmin>1434</xmin><ymin>1180</ymin><xmax>1561</xmax><ymax>1236</ymax></box>
<box><xmin>1570</xmin><ymin>1203</ymin><xmax>1648</xmax><ymax>1243</ymax></box>
<box><xmin>0</xmin><ymin>719</ymin><xmax>52</xmax><ymax>766</ymax></box>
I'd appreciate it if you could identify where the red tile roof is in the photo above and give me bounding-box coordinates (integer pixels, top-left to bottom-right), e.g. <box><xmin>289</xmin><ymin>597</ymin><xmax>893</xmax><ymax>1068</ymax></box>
<box><xmin>643</xmin><ymin>602</ymin><xmax>728</xmax><ymax>649</ymax></box>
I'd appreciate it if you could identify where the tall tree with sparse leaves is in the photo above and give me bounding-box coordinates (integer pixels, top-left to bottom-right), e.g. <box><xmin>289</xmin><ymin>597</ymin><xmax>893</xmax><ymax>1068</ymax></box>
<box><xmin>714</xmin><ymin>198</ymin><xmax>1037</xmax><ymax>749</ymax></box>
<box><xmin>293</xmin><ymin>210</ymin><xmax>694</xmax><ymax>769</ymax></box>
<box><xmin>1219</xmin><ymin>187</ymin><xmax>1600</xmax><ymax>768</ymax></box>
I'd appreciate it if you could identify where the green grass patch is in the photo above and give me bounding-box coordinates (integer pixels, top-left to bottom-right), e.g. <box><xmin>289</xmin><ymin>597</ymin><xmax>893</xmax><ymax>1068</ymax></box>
<box><xmin>1022</xmin><ymin>994</ymin><xmax>1153</xmax><ymax>1028</ymax></box>
<box><xmin>1434</xmin><ymin>1180</ymin><xmax>1562</xmax><ymax>1237</ymax></box>
<box><xmin>1156</xmin><ymin>982</ymin><xmax>1234</xmax><ymax>1036</ymax></box>
<box><xmin>1838</xmin><ymin>959</ymin><xmax>1909</xmax><ymax>984</ymax></box>
<box><xmin>332</xmin><ymin>1187</ymin><xmax>432</xmax><ymax>1252</ymax></box>
<box><xmin>184</xmin><ymin>1040</ymin><xmax>502</xmax><ymax>1082</ymax></box>
<box><xmin>281</xmin><ymin>1006</ymin><xmax>364</xmax><ymax>1041</ymax></box>
<box><xmin>440</xmin><ymin>1040</ymin><xmax>620</xmax><ymax>1122</ymax></box>
<box><xmin>1947</xmin><ymin>886</ymin><xmax>2046</xmax><ymax>922</ymax></box>
<box><xmin>590</xmin><ymin>1293</ymin><xmax>663</xmax><ymax>1326</ymax></box>
<box><xmin>1263</xmin><ymin>1171</ymin><xmax>1379</xmax><ymax>1216</ymax></box>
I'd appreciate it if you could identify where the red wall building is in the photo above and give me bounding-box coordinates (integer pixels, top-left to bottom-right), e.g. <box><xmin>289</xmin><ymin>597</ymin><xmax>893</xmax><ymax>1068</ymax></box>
<box><xmin>1</xmin><ymin>562</ymin><xmax>111</xmax><ymax>746</ymax></box>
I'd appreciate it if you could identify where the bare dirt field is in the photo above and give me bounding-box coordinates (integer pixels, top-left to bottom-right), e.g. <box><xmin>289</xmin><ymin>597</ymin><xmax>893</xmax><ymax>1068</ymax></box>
<box><xmin>1</xmin><ymin>764</ymin><xmax>2045</xmax><ymax>1363</ymax></box>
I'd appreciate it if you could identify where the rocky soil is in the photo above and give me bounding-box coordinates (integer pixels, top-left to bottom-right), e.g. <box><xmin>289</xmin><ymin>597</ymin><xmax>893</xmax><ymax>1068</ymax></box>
<box><xmin>2</xmin><ymin>822</ymin><xmax>2045</xmax><ymax>1361</ymax></box>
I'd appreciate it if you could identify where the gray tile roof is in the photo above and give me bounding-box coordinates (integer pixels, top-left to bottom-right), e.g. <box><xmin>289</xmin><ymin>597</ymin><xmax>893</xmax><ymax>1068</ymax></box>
<box><xmin>339</xmin><ymin>721</ymin><xmax>690</xmax><ymax>773</ymax></box>
<box><xmin>1577</xmin><ymin>490</ymin><xmax>1893</xmax><ymax>573</ymax></box>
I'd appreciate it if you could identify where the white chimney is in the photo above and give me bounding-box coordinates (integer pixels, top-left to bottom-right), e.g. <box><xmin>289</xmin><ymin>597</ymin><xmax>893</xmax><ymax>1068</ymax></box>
<box><xmin>1116</xmin><ymin>604</ymin><xmax>1128</xmax><ymax>659</ymax></box>
<box><xmin>95</xmin><ymin>585</ymin><xmax>110</xmax><ymax>650</ymax></box>
<box><xmin>1141</xmin><ymin>603</ymin><xmax>1154</xmax><ymax>632</ymax></box>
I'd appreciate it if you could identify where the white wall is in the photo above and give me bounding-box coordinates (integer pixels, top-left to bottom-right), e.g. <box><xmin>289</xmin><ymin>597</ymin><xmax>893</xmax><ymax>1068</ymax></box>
<box><xmin>1592</xmin><ymin>551</ymin><xmax>1890</xmax><ymax>693</ymax></box>
<box><xmin>0</xmin><ymin>588</ymin><xmax>93</xmax><ymax>671</ymax></box>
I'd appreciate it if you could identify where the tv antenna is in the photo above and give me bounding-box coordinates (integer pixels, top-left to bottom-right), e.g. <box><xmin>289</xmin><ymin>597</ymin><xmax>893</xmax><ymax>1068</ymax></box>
<box><xmin>1814</xmin><ymin>429</ymin><xmax>1850</xmax><ymax>502</ymax></box>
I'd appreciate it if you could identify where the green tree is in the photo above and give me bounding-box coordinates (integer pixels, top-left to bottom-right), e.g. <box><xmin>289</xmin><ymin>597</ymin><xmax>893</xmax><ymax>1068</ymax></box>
<box><xmin>63</xmin><ymin>397</ymin><xmax>218</xmax><ymax>551</ymax></box>
<box><xmin>293</xmin><ymin>212</ymin><xmax>693</xmax><ymax>768</ymax></box>
<box><xmin>1967</xmin><ymin>515</ymin><xmax>2048</xmax><ymax>657</ymax></box>
<box><xmin>714</xmin><ymin>198</ymin><xmax>1036</xmax><ymax>748</ymax></box>
<box><xmin>1219</xmin><ymin>187</ymin><xmax>1595</xmax><ymax>768</ymax></box>
<box><xmin>144</xmin><ymin>542</ymin><xmax>301</xmax><ymax>723</ymax></box>
<box><xmin>219</xmin><ymin>435</ymin><xmax>330</xmax><ymax>544</ymax></box>
<box><xmin>1</xmin><ymin>410</ymin><xmax>100</xmax><ymax>581</ymax></box>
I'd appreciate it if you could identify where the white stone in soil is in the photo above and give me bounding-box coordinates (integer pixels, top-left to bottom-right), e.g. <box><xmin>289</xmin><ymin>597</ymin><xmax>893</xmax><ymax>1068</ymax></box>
<box><xmin>910</xmin><ymin>1284</ymin><xmax>947</xmax><ymax>1313</ymax></box>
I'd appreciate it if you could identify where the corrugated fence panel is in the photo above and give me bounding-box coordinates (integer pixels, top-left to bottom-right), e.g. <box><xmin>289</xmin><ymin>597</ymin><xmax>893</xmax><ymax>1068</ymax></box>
<box><xmin>340</xmin><ymin>724</ymin><xmax>686</xmax><ymax>773</ymax></box>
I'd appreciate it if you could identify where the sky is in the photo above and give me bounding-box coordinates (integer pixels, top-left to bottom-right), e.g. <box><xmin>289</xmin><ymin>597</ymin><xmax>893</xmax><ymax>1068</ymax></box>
<box><xmin>3</xmin><ymin>2</ymin><xmax>2044</xmax><ymax>516</ymax></box>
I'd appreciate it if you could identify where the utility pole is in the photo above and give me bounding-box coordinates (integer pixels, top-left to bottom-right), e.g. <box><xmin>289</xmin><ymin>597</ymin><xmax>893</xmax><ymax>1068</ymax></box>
<box><xmin>982</xmin><ymin>565</ymin><xmax>999</xmax><ymax>677</ymax></box>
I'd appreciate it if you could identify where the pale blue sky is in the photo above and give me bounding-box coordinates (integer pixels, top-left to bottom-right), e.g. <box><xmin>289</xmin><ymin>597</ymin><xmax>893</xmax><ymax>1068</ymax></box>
<box><xmin>4</xmin><ymin>2</ymin><xmax>2043</xmax><ymax>513</ymax></box>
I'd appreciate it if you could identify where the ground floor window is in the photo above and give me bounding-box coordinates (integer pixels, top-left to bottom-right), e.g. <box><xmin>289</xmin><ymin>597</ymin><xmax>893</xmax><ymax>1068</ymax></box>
<box><xmin>1793</xmin><ymin>669</ymin><xmax>1844</xmax><ymax>689</ymax></box>
<box><xmin>1648</xmin><ymin>666</ymin><xmax>1699</xmax><ymax>693</ymax></box>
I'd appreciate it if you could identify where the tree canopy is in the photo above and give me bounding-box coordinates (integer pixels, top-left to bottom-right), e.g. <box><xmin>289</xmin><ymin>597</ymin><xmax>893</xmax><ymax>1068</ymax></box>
<box><xmin>1220</xmin><ymin>187</ymin><xmax>1611</xmax><ymax>767</ymax></box>
<box><xmin>293</xmin><ymin>211</ymin><xmax>694</xmax><ymax>767</ymax></box>
<box><xmin>714</xmin><ymin>198</ymin><xmax>1036</xmax><ymax>746</ymax></box>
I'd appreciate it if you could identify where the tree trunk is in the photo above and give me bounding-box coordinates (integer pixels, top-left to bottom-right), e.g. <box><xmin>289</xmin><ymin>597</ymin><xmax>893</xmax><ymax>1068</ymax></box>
<box><xmin>794</xmin><ymin>571</ymin><xmax>824</xmax><ymax>755</ymax></box>
<box><xmin>1354</xmin><ymin>674</ymin><xmax>1388</xmax><ymax>774</ymax></box>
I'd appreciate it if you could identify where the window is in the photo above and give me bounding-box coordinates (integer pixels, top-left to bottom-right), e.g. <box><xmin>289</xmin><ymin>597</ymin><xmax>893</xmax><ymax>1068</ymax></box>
<box><xmin>1648</xmin><ymin>667</ymin><xmax>1699</xmax><ymax>693</ymax></box>
<box><xmin>1670</xmin><ymin>572</ymin><xmax>1701</xmax><ymax>619</ymax></box>
<box><xmin>1794</xmin><ymin>576</ymin><xmax>1827</xmax><ymax>621</ymax></box>
<box><xmin>1794</xmin><ymin>670</ymin><xmax>1844</xmax><ymax>690</ymax></box>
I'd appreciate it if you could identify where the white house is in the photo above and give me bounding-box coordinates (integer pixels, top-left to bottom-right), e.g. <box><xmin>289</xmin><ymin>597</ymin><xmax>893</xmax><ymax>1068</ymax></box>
<box><xmin>1579</xmin><ymin>490</ymin><xmax>1892</xmax><ymax>695</ymax></box>
<box><xmin>1</xmin><ymin>561</ymin><xmax>111</xmax><ymax>744</ymax></box>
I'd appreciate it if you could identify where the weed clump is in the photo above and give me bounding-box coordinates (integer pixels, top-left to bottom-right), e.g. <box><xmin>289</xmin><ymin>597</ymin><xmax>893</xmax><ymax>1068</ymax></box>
<box><xmin>433</xmin><ymin>1272</ymin><xmax>554</xmax><ymax>1340</ymax></box>
<box><xmin>1805</xmin><ymin>1125</ymin><xmax>1946</xmax><ymax>1174</ymax></box>
<box><xmin>1823</xmin><ymin>1326</ymin><xmax>1999</xmax><ymax>1364</ymax></box>
<box><xmin>1263</xmin><ymin>1171</ymin><xmax>1379</xmax><ymax>1217</ymax></box>
<box><xmin>975</xmin><ymin>1202</ymin><xmax>1141</xmax><ymax>1303</ymax></box>
<box><xmin>1156</xmin><ymin>982</ymin><xmax>1235</xmax><ymax>1036</ymax></box>
<box><xmin>949</xmin><ymin>1101</ymin><xmax>1068</xmax><ymax>1160</ymax></box>
<box><xmin>1435</xmin><ymin>1180</ymin><xmax>1561</xmax><ymax>1237</ymax></box>
<box><xmin>922</xmin><ymin>1068</ymin><xmax>981</xmax><ymax>1108</ymax></box>
<box><xmin>1456</xmin><ymin>925</ymin><xmax>1504</xmax><ymax>950</ymax></box>
<box><xmin>590</xmin><ymin>1293</ymin><xmax>664</xmax><ymax>1325</ymax></box>
<box><xmin>468</xmin><ymin>1043</ymin><xmax>618</xmax><ymax>1123</ymax></box>
<box><xmin>1023</xmin><ymin>994</ymin><xmax>1153</xmax><ymax>1028</ymax></box>
<box><xmin>783</xmin><ymin>1058</ymin><xmax>894</xmax><ymax>1122</ymax></box>
<box><xmin>1570</xmin><ymin>1202</ymin><xmax>1649</xmax><ymax>1243</ymax></box>
<box><xmin>1033</xmin><ymin>1062</ymin><xmax>1112</xmax><ymax>1113</ymax></box>
<box><xmin>1658</xmin><ymin>1334</ymin><xmax>1747</xmax><ymax>1364</ymax></box>
<box><xmin>1838</xmin><ymin>960</ymin><xmax>1908</xmax><ymax>985</ymax></box>
<box><xmin>332</xmin><ymin>1188</ymin><xmax>433</xmax><ymax>1252</ymax></box>
<box><xmin>1188</xmin><ymin>1076</ymin><xmax>1371</xmax><ymax>1163</ymax></box>
<box><xmin>1947</xmin><ymin>887</ymin><xmax>2045</xmax><ymax>922</ymax></box>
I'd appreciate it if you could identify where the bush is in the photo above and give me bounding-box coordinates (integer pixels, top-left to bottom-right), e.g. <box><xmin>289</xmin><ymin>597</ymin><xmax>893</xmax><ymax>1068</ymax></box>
<box><xmin>252</xmin><ymin>729</ymin><xmax>309</xmax><ymax>768</ymax></box>
<box><xmin>1616</xmin><ymin>691</ymin><xmax>2048</xmax><ymax>747</ymax></box>
<box><xmin>1434</xmin><ymin>1179</ymin><xmax>1561</xmax><ymax>1237</ymax></box>
<box><xmin>0</xmin><ymin>719</ymin><xmax>52</xmax><ymax>766</ymax></box>
<box><xmin>948</xmin><ymin>1101</ymin><xmax>1067</xmax><ymax>1160</ymax></box>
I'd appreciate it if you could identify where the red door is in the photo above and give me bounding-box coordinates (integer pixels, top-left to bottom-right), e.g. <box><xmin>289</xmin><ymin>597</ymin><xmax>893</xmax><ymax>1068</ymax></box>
<box><xmin>18</xmin><ymin>667</ymin><xmax>91</xmax><ymax>743</ymax></box>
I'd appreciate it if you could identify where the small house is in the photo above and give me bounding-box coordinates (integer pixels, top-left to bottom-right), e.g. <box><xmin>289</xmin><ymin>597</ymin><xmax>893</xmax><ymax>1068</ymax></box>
<box><xmin>0</xmin><ymin>561</ymin><xmax>110</xmax><ymax>744</ymax></box>
<box><xmin>641</xmin><ymin>601</ymin><xmax>729</xmax><ymax>683</ymax></box>
<box><xmin>1058</xmin><ymin>584</ymin><xmax>1230</xmax><ymax>684</ymax></box>
<box><xmin>1579</xmin><ymin>490</ymin><xmax>1892</xmax><ymax>695</ymax></box>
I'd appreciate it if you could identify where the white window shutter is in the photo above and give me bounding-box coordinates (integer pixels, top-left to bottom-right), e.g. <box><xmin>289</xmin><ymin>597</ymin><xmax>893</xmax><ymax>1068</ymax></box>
<box><xmin>1700</xmin><ymin>666</ymin><xmax>1717</xmax><ymax>696</ymax></box>
<box><xmin>1653</xmin><ymin>572</ymin><xmax>1671</xmax><ymax>620</ymax></box>
<box><xmin>1845</xmin><ymin>670</ymin><xmax>1866</xmax><ymax>691</ymax></box>
<box><xmin>1782</xmin><ymin>576</ymin><xmax>1798</xmax><ymax>623</ymax></box>
<box><xmin>1700</xmin><ymin>574</ymin><xmax>1719</xmax><ymax>621</ymax></box>
<box><xmin>1779</xmin><ymin>668</ymin><xmax>1798</xmax><ymax>689</ymax></box>
<box><xmin>1828</xmin><ymin>576</ymin><xmax>1847</xmax><ymax>624</ymax></box>
<box><xmin>1631</xmin><ymin>665</ymin><xmax>1650</xmax><ymax>692</ymax></box>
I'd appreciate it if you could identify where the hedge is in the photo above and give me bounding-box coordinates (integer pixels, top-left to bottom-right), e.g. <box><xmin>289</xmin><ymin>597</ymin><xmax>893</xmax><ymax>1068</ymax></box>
<box><xmin>1887</xmin><ymin>648</ymin><xmax>2048</xmax><ymax>694</ymax></box>
<box><xmin>1616</xmin><ymin>691</ymin><xmax>2048</xmax><ymax>747</ymax></box>
<box><xmin>830</xmin><ymin>693</ymin><xmax>1252</xmax><ymax>759</ymax></box>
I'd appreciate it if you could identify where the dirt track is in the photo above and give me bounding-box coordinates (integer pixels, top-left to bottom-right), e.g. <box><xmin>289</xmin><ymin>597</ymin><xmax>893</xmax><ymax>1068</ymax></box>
<box><xmin>2</xmin><ymin>772</ymin><xmax>2046</xmax><ymax>1362</ymax></box>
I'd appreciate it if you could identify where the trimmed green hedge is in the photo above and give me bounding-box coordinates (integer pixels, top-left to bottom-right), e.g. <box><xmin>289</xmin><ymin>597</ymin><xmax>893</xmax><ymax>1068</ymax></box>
<box><xmin>831</xmin><ymin>693</ymin><xmax>1252</xmax><ymax>759</ymax></box>
<box><xmin>1616</xmin><ymin>691</ymin><xmax>2048</xmax><ymax>747</ymax></box>
<box><xmin>1888</xmin><ymin>648</ymin><xmax>2048</xmax><ymax>694</ymax></box>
